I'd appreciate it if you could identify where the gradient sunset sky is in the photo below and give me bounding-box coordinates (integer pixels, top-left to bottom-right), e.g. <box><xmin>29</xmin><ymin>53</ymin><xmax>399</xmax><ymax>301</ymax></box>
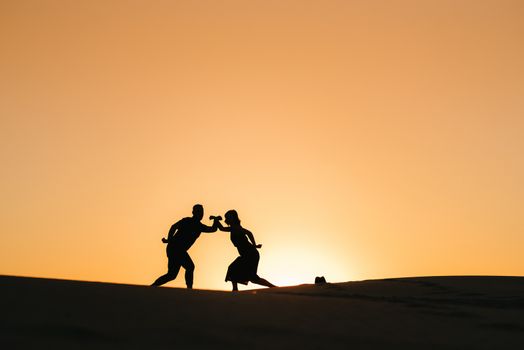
<box><xmin>1</xmin><ymin>0</ymin><xmax>523</xmax><ymax>290</ymax></box>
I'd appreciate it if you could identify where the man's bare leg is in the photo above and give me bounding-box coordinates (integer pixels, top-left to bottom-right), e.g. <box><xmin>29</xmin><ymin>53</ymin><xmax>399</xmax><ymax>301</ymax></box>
<box><xmin>151</xmin><ymin>271</ymin><xmax>178</xmax><ymax>286</ymax></box>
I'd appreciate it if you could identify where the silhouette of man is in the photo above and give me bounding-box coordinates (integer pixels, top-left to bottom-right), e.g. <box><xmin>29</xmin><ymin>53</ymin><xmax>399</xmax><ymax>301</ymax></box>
<box><xmin>151</xmin><ymin>204</ymin><xmax>218</xmax><ymax>288</ymax></box>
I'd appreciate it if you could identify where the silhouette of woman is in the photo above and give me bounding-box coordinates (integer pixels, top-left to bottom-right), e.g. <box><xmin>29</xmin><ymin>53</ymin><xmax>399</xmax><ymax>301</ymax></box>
<box><xmin>216</xmin><ymin>210</ymin><xmax>276</xmax><ymax>291</ymax></box>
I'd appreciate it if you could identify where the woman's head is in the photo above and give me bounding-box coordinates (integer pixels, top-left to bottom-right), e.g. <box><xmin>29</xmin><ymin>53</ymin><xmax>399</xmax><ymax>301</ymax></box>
<box><xmin>225</xmin><ymin>210</ymin><xmax>241</xmax><ymax>226</ymax></box>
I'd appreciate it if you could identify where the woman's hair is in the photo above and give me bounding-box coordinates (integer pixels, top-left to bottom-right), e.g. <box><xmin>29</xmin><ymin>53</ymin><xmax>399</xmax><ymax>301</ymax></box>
<box><xmin>225</xmin><ymin>210</ymin><xmax>241</xmax><ymax>226</ymax></box>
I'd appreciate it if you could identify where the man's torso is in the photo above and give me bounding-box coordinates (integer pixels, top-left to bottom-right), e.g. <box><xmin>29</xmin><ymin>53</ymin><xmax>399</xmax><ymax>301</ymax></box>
<box><xmin>169</xmin><ymin>217</ymin><xmax>204</xmax><ymax>252</ymax></box>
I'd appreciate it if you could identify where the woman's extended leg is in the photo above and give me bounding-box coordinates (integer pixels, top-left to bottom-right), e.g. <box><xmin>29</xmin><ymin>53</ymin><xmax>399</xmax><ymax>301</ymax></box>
<box><xmin>250</xmin><ymin>276</ymin><xmax>276</xmax><ymax>288</ymax></box>
<box><xmin>232</xmin><ymin>281</ymin><xmax>238</xmax><ymax>291</ymax></box>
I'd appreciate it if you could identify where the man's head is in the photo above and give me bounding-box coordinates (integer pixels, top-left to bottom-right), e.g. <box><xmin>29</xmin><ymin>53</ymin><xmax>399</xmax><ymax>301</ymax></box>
<box><xmin>192</xmin><ymin>204</ymin><xmax>204</xmax><ymax>220</ymax></box>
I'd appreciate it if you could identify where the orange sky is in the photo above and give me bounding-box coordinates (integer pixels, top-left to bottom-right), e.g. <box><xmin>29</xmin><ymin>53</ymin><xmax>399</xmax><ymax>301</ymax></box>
<box><xmin>1</xmin><ymin>0</ymin><xmax>523</xmax><ymax>290</ymax></box>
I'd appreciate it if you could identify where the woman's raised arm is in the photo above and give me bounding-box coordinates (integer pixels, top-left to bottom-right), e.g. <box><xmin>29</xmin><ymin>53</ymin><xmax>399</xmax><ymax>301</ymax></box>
<box><xmin>214</xmin><ymin>219</ymin><xmax>231</xmax><ymax>232</ymax></box>
<box><xmin>245</xmin><ymin>230</ymin><xmax>262</xmax><ymax>248</ymax></box>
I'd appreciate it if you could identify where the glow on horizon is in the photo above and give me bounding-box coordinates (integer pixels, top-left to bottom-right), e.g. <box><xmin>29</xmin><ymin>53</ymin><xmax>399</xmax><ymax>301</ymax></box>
<box><xmin>1</xmin><ymin>0</ymin><xmax>523</xmax><ymax>290</ymax></box>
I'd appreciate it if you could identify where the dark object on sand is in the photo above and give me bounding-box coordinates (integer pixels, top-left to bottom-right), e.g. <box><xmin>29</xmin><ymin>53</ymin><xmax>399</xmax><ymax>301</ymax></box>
<box><xmin>315</xmin><ymin>276</ymin><xmax>327</xmax><ymax>284</ymax></box>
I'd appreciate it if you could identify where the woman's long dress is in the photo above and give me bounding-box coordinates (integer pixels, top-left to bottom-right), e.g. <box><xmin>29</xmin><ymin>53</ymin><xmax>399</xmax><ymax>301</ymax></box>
<box><xmin>225</xmin><ymin>227</ymin><xmax>260</xmax><ymax>285</ymax></box>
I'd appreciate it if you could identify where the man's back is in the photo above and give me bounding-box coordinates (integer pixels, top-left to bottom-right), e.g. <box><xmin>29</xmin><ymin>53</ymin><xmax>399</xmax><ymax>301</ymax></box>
<box><xmin>170</xmin><ymin>217</ymin><xmax>205</xmax><ymax>251</ymax></box>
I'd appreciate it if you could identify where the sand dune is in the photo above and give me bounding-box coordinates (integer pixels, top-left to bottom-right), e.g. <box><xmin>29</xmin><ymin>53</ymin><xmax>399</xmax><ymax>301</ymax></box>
<box><xmin>1</xmin><ymin>275</ymin><xmax>523</xmax><ymax>349</ymax></box>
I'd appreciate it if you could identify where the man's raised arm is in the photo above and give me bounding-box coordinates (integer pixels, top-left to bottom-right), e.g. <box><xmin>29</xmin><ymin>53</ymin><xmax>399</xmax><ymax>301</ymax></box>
<box><xmin>200</xmin><ymin>216</ymin><xmax>225</xmax><ymax>233</ymax></box>
<box><xmin>200</xmin><ymin>221</ymin><xmax>217</xmax><ymax>233</ymax></box>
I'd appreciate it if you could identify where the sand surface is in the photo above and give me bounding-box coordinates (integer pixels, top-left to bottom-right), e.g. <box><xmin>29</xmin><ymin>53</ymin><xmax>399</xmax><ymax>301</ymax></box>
<box><xmin>1</xmin><ymin>275</ymin><xmax>523</xmax><ymax>349</ymax></box>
